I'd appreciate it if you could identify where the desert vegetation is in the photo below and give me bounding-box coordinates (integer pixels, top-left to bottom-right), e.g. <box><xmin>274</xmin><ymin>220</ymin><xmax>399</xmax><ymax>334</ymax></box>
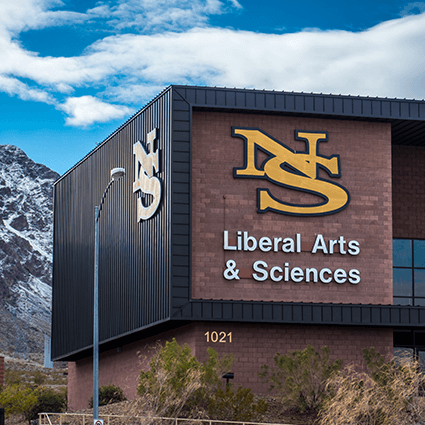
<box><xmin>136</xmin><ymin>338</ymin><xmax>268</xmax><ymax>421</ymax></box>
<box><xmin>0</xmin><ymin>369</ymin><xmax>67</xmax><ymax>424</ymax></box>
<box><xmin>318</xmin><ymin>348</ymin><xmax>425</xmax><ymax>424</ymax></box>
<box><xmin>2</xmin><ymin>343</ymin><xmax>425</xmax><ymax>425</ymax></box>
<box><xmin>260</xmin><ymin>345</ymin><xmax>425</xmax><ymax>424</ymax></box>
<box><xmin>259</xmin><ymin>344</ymin><xmax>342</xmax><ymax>414</ymax></box>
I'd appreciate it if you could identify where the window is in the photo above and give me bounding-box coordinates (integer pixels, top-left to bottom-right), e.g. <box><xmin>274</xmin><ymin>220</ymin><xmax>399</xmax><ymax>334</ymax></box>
<box><xmin>393</xmin><ymin>239</ymin><xmax>425</xmax><ymax>306</ymax></box>
<box><xmin>394</xmin><ymin>331</ymin><xmax>425</xmax><ymax>371</ymax></box>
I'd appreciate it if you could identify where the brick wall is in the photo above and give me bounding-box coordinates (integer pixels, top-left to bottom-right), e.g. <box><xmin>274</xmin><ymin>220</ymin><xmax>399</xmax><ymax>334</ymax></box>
<box><xmin>193</xmin><ymin>323</ymin><xmax>393</xmax><ymax>388</ymax></box>
<box><xmin>192</xmin><ymin>112</ymin><xmax>393</xmax><ymax>305</ymax></box>
<box><xmin>392</xmin><ymin>145</ymin><xmax>425</xmax><ymax>238</ymax></box>
<box><xmin>68</xmin><ymin>323</ymin><xmax>393</xmax><ymax>410</ymax></box>
<box><xmin>68</xmin><ymin>325</ymin><xmax>201</xmax><ymax>410</ymax></box>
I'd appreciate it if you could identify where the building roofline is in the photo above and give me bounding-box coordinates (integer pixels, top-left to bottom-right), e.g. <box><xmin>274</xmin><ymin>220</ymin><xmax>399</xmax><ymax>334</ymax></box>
<box><xmin>55</xmin><ymin>85</ymin><xmax>425</xmax><ymax>184</ymax></box>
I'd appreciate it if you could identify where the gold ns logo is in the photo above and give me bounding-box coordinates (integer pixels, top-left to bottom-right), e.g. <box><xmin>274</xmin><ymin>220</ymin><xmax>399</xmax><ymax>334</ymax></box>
<box><xmin>233</xmin><ymin>127</ymin><xmax>350</xmax><ymax>216</ymax></box>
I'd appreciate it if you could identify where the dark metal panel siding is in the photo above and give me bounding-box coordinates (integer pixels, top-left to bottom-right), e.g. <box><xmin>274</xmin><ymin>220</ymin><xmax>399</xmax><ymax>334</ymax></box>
<box><xmin>173</xmin><ymin>85</ymin><xmax>425</xmax><ymax>122</ymax></box>
<box><xmin>172</xmin><ymin>300</ymin><xmax>425</xmax><ymax>328</ymax></box>
<box><xmin>170</xmin><ymin>89</ymin><xmax>191</xmax><ymax>313</ymax></box>
<box><xmin>420</xmin><ymin>103</ymin><xmax>425</xmax><ymax>118</ymax></box>
<box><xmin>52</xmin><ymin>90</ymin><xmax>173</xmax><ymax>360</ymax></box>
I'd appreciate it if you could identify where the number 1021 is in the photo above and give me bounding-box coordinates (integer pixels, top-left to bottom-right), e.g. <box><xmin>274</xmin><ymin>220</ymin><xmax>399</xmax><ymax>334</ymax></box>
<box><xmin>204</xmin><ymin>331</ymin><xmax>232</xmax><ymax>343</ymax></box>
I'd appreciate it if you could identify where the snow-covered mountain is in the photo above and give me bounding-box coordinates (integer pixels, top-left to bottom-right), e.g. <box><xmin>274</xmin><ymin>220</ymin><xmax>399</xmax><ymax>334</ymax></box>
<box><xmin>0</xmin><ymin>145</ymin><xmax>59</xmax><ymax>355</ymax></box>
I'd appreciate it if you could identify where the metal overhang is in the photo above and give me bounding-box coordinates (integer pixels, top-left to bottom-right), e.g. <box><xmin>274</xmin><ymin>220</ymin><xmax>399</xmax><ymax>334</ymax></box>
<box><xmin>55</xmin><ymin>300</ymin><xmax>424</xmax><ymax>362</ymax></box>
<box><xmin>173</xmin><ymin>300</ymin><xmax>425</xmax><ymax>328</ymax></box>
<box><xmin>173</xmin><ymin>85</ymin><xmax>425</xmax><ymax>147</ymax></box>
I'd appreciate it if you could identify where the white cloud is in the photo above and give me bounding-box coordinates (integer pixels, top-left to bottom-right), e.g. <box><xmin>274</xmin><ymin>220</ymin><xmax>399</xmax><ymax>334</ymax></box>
<box><xmin>1</xmin><ymin>0</ymin><xmax>425</xmax><ymax>128</ymax></box>
<box><xmin>57</xmin><ymin>96</ymin><xmax>134</xmax><ymax>127</ymax></box>
<box><xmin>0</xmin><ymin>0</ymin><xmax>244</xmax><ymax>126</ymax></box>
<box><xmin>0</xmin><ymin>75</ymin><xmax>54</xmax><ymax>103</ymax></box>
<box><xmin>0</xmin><ymin>0</ymin><xmax>90</xmax><ymax>34</ymax></box>
<box><xmin>105</xmin><ymin>0</ymin><xmax>242</xmax><ymax>32</ymax></box>
<box><xmin>105</xmin><ymin>83</ymin><xmax>166</xmax><ymax>104</ymax></box>
<box><xmin>81</xmin><ymin>13</ymin><xmax>425</xmax><ymax>100</ymax></box>
<box><xmin>400</xmin><ymin>2</ymin><xmax>425</xmax><ymax>17</ymax></box>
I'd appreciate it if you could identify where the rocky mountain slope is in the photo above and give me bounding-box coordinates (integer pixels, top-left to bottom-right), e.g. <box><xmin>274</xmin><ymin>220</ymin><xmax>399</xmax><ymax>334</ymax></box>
<box><xmin>0</xmin><ymin>145</ymin><xmax>59</xmax><ymax>355</ymax></box>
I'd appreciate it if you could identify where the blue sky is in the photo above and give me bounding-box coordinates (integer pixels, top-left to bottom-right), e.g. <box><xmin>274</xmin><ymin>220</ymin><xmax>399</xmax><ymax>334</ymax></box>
<box><xmin>1</xmin><ymin>0</ymin><xmax>425</xmax><ymax>175</ymax></box>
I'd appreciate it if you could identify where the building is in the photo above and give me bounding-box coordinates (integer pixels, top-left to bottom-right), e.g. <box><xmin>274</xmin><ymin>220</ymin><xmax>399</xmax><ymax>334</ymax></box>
<box><xmin>52</xmin><ymin>85</ymin><xmax>425</xmax><ymax>410</ymax></box>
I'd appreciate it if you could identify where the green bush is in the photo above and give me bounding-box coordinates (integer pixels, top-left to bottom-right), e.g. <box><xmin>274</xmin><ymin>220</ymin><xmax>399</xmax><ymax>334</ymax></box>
<box><xmin>362</xmin><ymin>347</ymin><xmax>391</xmax><ymax>385</ymax></box>
<box><xmin>0</xmin><ymin>384</ymin><xmax>38</xmax><ymax>422</ymax></box>
<box><xmin>0</xmin><ymin>384</ymin><xmax>66</xmax><ymax>424</ymax></box>
<box><xmin>33</xmin><ymin>371</ymin><xmax>46</xmax><ymax>387</ymax></box>
<box><xmin>89</xmin><ymin>384</ymin><xmax>126</xmax><ymax>408</ymax></box>
<box><xmin>259</xmin><ymin>345</ymin><xmax>342</xmax><ymax>413</ymax></box>
<box><xmin>4</xmin><ymin>369</ymin><xmax>25</xmax><ymax>386</ymax></box>
<box><xmin>208</xmin><ymin>385</ymin><xmax>268</xmax><ymax>421</ymax></box>
<box><xmin>137</xmin><ymin>338</ymin><xmax>234</xmax><ymax>418</ymax></box>
<box><xmin>28</xmin><ymin>387</ymin><xmax>67</xmax><ymax>422</ymax></box>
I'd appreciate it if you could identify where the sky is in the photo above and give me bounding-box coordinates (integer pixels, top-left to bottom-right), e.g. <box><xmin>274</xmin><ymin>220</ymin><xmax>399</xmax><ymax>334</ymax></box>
<box><xmin>1</xmin><ymin>0</ymin><xmax>425</xmax><ymax>175</ymax></box>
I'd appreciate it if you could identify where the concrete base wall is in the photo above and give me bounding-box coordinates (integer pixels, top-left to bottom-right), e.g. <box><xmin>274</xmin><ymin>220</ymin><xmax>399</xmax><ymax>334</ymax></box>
<box><xmin>68</xmin><ymin>323</ymin><xmax>393</xmax><ymax>410</ymax></box>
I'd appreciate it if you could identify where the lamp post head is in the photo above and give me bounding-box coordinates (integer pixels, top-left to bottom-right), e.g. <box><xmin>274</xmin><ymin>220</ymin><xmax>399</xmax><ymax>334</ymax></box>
<box><xmin>111</xmin><ymin>167</ymin><xmax>126</xmax><ymax>180</ymax></box>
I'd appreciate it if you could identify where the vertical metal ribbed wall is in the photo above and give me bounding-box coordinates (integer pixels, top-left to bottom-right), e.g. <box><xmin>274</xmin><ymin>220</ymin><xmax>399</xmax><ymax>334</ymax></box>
<box><xmin>52</xmin><ymin>89</ymin><xmax>174</xmax><ymax>359</ymax></box>
<box><xmin>170</xmin><ymin>90</ymin><xmax>191</xmax><ymax>314</ymax></box>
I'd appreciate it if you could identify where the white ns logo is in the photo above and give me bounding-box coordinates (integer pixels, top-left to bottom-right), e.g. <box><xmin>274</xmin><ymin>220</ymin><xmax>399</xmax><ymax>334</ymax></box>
<box><xmin>133</xmin><ymin>128</ymin><xmax>161</xmax><ymax>221</ymax></box>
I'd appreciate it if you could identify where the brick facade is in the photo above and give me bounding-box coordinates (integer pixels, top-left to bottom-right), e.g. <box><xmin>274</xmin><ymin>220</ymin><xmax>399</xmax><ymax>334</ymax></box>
<box><xmin>392</xmin><ymin>145</ymin><xmax>425</xmax><ymax>238</ymax></box>
<box><xmin>68</xmin><ymin>323</ymin><xmax>392</xmax><ymax>410</ymax></box>
<box><xmin>192</xmin><ymin>112</ymin><xmax>393</xmax><ymax>305</ymax></box>
<box><xmin>68</xmin><ymin>325</ymin><xmax>200</xmax><ymax>410</ymax></box>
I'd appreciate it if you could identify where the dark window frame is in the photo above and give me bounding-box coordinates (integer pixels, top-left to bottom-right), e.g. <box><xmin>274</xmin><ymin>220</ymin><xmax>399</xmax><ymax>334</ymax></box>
<box><xmin>393</xmin><ymin>239</ymin><xmax>425</xmax><ymax>306</ymax></box>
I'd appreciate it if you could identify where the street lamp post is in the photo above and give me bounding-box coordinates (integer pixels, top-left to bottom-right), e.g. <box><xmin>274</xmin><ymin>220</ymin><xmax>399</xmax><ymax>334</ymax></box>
<box><xmin>93</xmin><ymin>167</ymin><xmax>125</xmax><ymax>424</ymax></box>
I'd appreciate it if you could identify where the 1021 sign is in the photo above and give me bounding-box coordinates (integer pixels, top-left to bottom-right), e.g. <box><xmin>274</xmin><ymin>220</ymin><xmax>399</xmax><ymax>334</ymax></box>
<box><xmin>205</xmin><ymin>331</ymin><xmax>232</xmax><ymax>343</ymax></box>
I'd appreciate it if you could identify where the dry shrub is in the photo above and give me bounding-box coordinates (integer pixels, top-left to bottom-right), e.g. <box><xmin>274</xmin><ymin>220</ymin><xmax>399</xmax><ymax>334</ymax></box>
<box><xmin>318</xmin><ymin>349</ymin><xmax>425</xmax><ymax>425</ymax></box>
<box><xmin>138</xmin><ymin>366</ymin><xmax>203</xmax><ymax>419</ymax></box>
<box><xmin>137</xmin><ymin>339</ymin><xmax>233</xmax><ymax>419</ymax></box>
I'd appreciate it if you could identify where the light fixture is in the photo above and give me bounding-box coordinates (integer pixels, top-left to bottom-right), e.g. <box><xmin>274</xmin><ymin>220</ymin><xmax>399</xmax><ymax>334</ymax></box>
<box><xmin>111</xmin><ymin>167</ymin><xmax>126</xmax><ymax>180</ymax></box>
<box><xmin>93</xmin><ymin>167</ymin><xmax>125</xmax><ymax>423</ymax></box>
<box><xmin>222</xmin><ymin>372</ymin><xmax>234</xmax><ymax>387</ymax></box>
